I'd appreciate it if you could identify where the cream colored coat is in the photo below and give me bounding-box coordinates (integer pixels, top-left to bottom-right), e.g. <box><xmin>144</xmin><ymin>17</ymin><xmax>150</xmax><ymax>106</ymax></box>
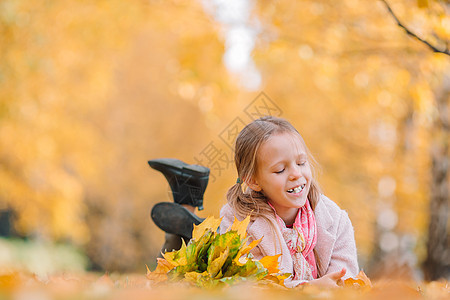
<box><xmin>219</xmin><ymin>195</ymin><xmax>359</xmax><ymax>287</ymax></box>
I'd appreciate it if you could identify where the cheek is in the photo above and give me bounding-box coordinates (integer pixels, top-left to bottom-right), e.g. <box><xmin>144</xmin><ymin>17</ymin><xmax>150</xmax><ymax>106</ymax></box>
<box><xmin>305</xmin><ymin>167</ymin><xmax>313</xmax><ymax>180</ymax></box>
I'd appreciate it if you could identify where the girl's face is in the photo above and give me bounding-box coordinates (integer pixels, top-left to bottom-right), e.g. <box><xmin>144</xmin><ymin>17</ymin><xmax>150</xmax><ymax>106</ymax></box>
<box><xmin>248</xmin><ymin>132</ymin><xmax>312</xmax><ymax>225</ymax></box>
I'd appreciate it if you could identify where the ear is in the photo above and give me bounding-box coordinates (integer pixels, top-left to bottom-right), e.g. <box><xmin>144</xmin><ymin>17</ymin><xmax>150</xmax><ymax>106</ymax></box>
<box><xmin>246</xmin><ymin>176</ymin><xmax>262</xmax><ymax>192</ymax></box>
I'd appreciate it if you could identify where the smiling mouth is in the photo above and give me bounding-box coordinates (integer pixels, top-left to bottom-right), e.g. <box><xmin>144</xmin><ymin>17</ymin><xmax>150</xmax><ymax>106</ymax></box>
<box><xmin>287</xmin><ymin>184</ymin><xmax>306</xmax><ymax>193</ymax></box>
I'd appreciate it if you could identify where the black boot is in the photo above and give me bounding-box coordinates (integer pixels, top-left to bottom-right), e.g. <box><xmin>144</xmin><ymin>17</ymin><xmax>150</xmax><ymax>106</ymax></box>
<box><xmin>148</xmin><ymin>158</ymin><xmax>209</xmax><ymax>210</ymax></box>
<box><xmin>157</xmin><ymin>233</ymin><xmax>187</xmax><ymax>257</ymax></box>
<box><xmin>151</xmin><ymin>202</ymin><xmax>204</xmax><ymax>240</ymax></box>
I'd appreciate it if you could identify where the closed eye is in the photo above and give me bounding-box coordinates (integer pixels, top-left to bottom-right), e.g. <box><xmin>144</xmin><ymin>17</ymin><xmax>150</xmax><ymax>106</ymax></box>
<box><xmin>275</xmin><ymin>168</ymin><xmax>285</xmax><ymax>174</ymax></box>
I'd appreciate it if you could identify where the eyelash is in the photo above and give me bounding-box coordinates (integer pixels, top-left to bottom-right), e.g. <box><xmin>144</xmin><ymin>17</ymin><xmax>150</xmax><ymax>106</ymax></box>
<box><xmin>274</xmin><ymin>162</ymin><xmax>306</xmax><ymax>174</ymax></box>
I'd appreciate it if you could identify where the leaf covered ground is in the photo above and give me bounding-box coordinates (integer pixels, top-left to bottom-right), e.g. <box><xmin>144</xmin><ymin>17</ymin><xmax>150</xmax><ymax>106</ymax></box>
<box><xmin>0</xmin><ymin>271</ymin><xmax>449</xmax><ymax>300</ymax></box>
<box><xmin>1</xmin><ymin>217</ymin><xmax>448</xmax><ymax>299</ymax></box>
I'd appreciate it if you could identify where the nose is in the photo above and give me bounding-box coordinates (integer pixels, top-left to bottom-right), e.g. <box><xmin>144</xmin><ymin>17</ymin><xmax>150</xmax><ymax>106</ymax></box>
<box><xmin>288</xmin><ymin>164</ymin><xmax>301</xmax><ymax>180</ymax></box>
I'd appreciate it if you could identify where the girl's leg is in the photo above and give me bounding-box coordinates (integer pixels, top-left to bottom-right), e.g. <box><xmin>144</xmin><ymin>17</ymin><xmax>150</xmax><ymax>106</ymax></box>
<box><xmin>149</xmin><ymin>158</ymin><xmax>209</xmax><ymax>252</ymax></box>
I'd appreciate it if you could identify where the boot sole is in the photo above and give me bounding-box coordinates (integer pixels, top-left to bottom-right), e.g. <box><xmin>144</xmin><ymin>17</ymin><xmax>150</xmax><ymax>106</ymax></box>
<box><xmin>151</xmin><ymin>202</ymin><xmax>204</xmax><ymax>240</ymax></box>
<box><xmin>148</xmin><ymin>158</ymin><xmax>210</xmax><ymax>177</ymax></box>
<box><xmin>148</xmin><ymin>158</ymin><xmax>209</xmax><ymax>210</ymax></box>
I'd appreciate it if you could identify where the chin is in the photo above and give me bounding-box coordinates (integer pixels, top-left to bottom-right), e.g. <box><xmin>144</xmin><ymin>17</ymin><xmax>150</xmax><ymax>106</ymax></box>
<box><xmin>294</xmin><ymin>198</ymin><xmax>307</xmax><ymax>208</ymax></box>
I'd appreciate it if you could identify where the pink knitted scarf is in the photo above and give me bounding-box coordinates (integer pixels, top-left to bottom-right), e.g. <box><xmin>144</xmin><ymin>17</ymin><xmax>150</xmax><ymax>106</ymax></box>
<box><xmin>268</xmin><ymin>200</ymin><xmax>318</xmax><ymax>280</ymax></box>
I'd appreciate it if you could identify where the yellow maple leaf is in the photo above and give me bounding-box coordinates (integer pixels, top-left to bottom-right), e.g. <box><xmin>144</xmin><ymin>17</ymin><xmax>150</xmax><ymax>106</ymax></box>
<box><xmin>343</xmin><ymin>270</ymin><xmax>372</xmax><ymax>289</ymax></box>
<box><xmin>146</xmin><ymin>258</ymin><xmax>175</xmax><ymax>283</ymax></box>
<box><xmin>355</xmin><ymin>270</ymin><xmax>372</xmax><ymax>287</ymax></box>
<box><xmin>343</xmin><ymin>277</ymin><xmax>365</xmax><ymax>287</ymax></box>
<box><xmin>227</xmin><ymin>215</ymin><xmax>250</xmax><ymax>238</ymax></box>
<box><xmin>259</xmin><ymin>254</ymin><xmax>281</xmax><ymax>274</ymax></box>
<box><xmin>192</xmin><ymin>216</ymin><xmax>222</xmax><ymax>241</ymax></box>
<box><xmin>233</xmin><ymin>237</ymin><xmax>262</xmax><ymax>266</ymax></box>
<box><xmin>207</xmin><ymin>247</ymin><xmax>230</xmax><ymax>278</ymax></box>
<box><xmin>163</xmin><ymin>239</ymin><xmax>187</xmax><ymax>267</ymax></box>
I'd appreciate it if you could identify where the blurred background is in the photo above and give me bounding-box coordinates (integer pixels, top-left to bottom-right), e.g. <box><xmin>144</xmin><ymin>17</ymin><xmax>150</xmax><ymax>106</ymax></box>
<box><xmin>0</xmin><ymin>0</ymin><xmax>448</xmax><ymax>281</ymax></box>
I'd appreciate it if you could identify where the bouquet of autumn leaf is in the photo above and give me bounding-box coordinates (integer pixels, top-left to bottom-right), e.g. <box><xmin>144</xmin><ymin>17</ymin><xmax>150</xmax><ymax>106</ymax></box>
<box><xmin>147</xmin><ymin>216</ymin><xmax>289</xmax><ymax>288</ymax></box>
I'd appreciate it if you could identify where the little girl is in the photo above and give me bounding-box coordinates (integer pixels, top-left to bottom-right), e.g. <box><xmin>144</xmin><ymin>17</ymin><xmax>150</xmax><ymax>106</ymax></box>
<box><xmin>219</xmin><ymin>116</ymin><xmax>359</xmax><ymax>288</ymax></box>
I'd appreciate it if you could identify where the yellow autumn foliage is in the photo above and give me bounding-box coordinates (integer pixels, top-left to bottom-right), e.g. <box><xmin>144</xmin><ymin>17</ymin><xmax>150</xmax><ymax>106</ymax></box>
<box><xmin>0</xmin><ymin>0</ymin><xmax>447</xmax><ymax>278</ymax></box>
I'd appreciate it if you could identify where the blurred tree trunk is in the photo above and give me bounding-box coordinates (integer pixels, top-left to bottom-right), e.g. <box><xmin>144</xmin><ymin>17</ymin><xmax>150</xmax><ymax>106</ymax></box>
<box><xmin>423</xmin><ymin>73</ymin><xmax>449</xmax><ymax>280</ymax></box>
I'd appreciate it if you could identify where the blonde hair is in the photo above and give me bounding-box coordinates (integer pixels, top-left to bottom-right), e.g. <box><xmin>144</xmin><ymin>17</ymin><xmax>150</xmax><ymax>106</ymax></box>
<box><xmin>225</xmin><ymin>116</ymin><xmax>323</xmax><ymax>276</ymax></box>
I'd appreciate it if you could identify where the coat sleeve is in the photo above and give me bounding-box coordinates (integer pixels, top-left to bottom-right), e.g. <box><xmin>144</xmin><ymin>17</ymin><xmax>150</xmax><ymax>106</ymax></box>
<box><xmin>219</xmin><ymin>204</ymin><xmax>233</xmax><ymax>234</ymax></box>
<box><xmin>326</xmin><ymin>210</ymin><xmax>359</xmax><ymax>279</ymax></box>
